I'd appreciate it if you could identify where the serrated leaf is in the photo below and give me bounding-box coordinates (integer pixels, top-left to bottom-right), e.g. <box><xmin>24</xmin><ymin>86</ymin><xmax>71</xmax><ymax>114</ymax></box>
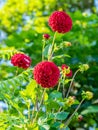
<box><xmin>49</xmin><ymin>90</ymin><xmax>62</xmax><ymax>99</ymax></box>
<box><xmin>52</xmin><ymin>122</ymin><xmax>61</xmax><ymax>128</ymax></box>
<box><xmin>46</xmin><ymin>100</ymin><xmax>60</xmax><ymax>111</ymax></box>
<box><xmin>55</xmin><ymin>112</ymin><xmax>69</xmax><ymax>120</ymax></box>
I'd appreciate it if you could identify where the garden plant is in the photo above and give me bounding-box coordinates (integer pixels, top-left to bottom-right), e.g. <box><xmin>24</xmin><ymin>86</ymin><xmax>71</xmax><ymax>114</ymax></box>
<box><xmin>0</xmin><ymin>9</ymin><xmax>93</xmax><ymax>130</ymax></box>
<box><xmin>0</xmin><ymin>0</ymin><xmax>98</xmax><ymax>130</ymax></box>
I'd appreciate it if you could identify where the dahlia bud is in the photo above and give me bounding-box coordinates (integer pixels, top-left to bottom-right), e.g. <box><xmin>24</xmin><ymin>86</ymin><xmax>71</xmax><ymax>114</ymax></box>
<box><xmin>65</xmin><ymin>42</ymin><xmax>72</xmax><ymax>47</ymax></box>
<box><xmin>61</xmin><ymin>64</ymin><xmax>72</xmax><ymax>77</ymax></box>
<box><xmin>11</xmin><ymin>53</ymin><xmax>32</xmax><ymax>69</ymax></box>
<box><xmin>85</xmin><ymin>91</ymin><xmax>93</xmax><ymax>100</ymax></box>
<box><xmin>79</xmin><ymin>64</ymin><xmax>89</xmax><ymax>72</ymax></box>
<box><xmin>33</xmin><ymin>61</ymin><xmax>60</xmax><ymax>88</ymax></box>
<box><xmin>43</xmin><ymin>34</ymin><xmax>50</xmax><ymax>40</ymax></box>
<box><xmin>65</xmin><ymin>96</ymin><xmax>75</xmax><ymax>107</ymax></box>
<box><xmin>66</xmin><ymin>42</ymin><xmax>72</xmax><ymax>47</ymax></box>
<box><xmin>82</xmin><ymin>91</ymin><xmax>93</xmax><ymax>100</ymax></box>
<box><xmin>78</xmin><ymin>115</ymin><xmax>83</xmax><ymax>122</ymax></box>
<box><xmin>48</xmin><ymin>11</ymin><xmax>72</xmax><ymax>33</ymax></box>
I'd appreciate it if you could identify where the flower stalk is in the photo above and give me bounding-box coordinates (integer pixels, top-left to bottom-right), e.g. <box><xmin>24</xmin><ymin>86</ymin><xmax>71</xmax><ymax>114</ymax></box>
<box><xmin>66</xmin><ymin>69</ymin><xmax>80</xmax><ymax>98</ymax></box>
<box><xmin>64</xmin><ymin>98</ymin><xmax>84</xmax><ymax>127</ymax></box>
<box><xmin>48</xmin><ymin>32</ymin><xmax>57</xmax><ymax>61</ymax></box>
<box><xmin>32</xmin><ymin>88</ymin><xmax>46</xmax><ymax>124</ymax></box>
<box><xmin>42</xmin><ymin>39</ymin><xmax>46</xmax><ymax>61</ymax></box>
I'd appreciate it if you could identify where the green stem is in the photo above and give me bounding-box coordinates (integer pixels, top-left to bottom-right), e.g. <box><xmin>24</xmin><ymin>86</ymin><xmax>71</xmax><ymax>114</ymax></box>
<box><xmin>42</xmin><ymin>40</ymin><xmax>46</xmax><ymax>61</ymax></box>
<box><xmin>62</xmin><ymin>76</ymin><xmax>66</xmax><ymax>98</ymax></box>
<box><xmin>66</xmin><ymin>69</ymin><xmax>80</xmax><ymax>98</ymax></box>
<box><xmin>57</xmin><ymin>76</ymin><xmax>66</xmax><ymax>112</ymax></box>
<box><xmin>32</xmin><ymin>96</ymin><xmax>38</xmax><ymax>121</ymax></box>
<box><xmin>16</xmin><ymin>67</ymin><xmax>19</xmax><ymax>76</ymax></box>
<box><xmin>58</xmin><ymin>106</ymin><xmax>62</xmax><ymax>113</ymax></box>
<box><xmin>57</xmin><ymin>81</ymin><xmax>61</xmax><ymax>91</ymax></box>
<box><xmin>57</xmin><ymin>75</ymin><xmax>63</xmax><ymax>91</ymax></box>
<box><xmin>64</xmin><ymin>99</ymin><xmax>84</xmax><ymax>127</ymax></box>
<box><xmin>27</xmin><ymin>100</ymin><xmax>31</xmax><ymax>119</ymax></box>
<box><xmin>32</xmin><ymin>89</ymin><xmax>46</xmax><ymax>124</ymax></box>
<box><xmin>48</xmin><ymin>32</ymin><xmax>57</xmax><ymax>61</ymax></box>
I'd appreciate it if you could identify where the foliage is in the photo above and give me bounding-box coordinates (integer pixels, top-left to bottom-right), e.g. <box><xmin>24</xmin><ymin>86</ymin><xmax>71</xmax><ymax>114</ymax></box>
<box><xmin>0</xmin><ymin>0</ymin><xmax>98</xmax><ymax>129</ymax></box>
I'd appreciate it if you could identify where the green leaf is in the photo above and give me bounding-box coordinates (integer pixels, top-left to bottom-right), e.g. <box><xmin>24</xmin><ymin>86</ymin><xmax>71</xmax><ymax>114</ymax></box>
<box><xmin>55</xmin><ymin>112</ymin><xmax>69</xmax><ymax>120</ymax></box>
<box><xmin>44</xmin><ymin>92</ymin><xmax>48</xmax><ymax>101</ymax></box>
<box><xmin>20</xmin><ymin>79</ymin><xmax>37</xmax><ymax>100</ymax></box>
<box><xmin>0</xmin><ymin>69</ymin><xmax>32</xmax><ymax>92</ymax></box>
<box><xmin>43</xmin><ymin>44</ymin><xmax>52</xmax><ymax>58</ymax></box>
<box><xmin>46</xmin><ymin>100</ymin><xmax>60</xmax><ymax>111</ymax></box>
<box><xmin>38</xmin><ymin>117</ymin><xmax>50</xmax><ymax>130</ymax></box>
<box><xmin>64</xmin><ymin>79</ymin><xmax>72</xmax><ymax>85</ymax></box>
<box><xmin>81</xmin><ymin>106</ymin><xmax>98</xmax><ymax>115</ymax></box>
<box><xmin>51</xmin><ymin>122</ymin><xmax>61</xmax><ymax>129</ymax></box>
<box><xmin>65</xmin><ymin>127</ymin><xmax>70</xmax><ymax>130</ymax></box>
<box><xmin>0</xmin><ymin>47</ymin><xmax>19</xmax><ymax>60</ymax></box>
<box><xmin>52</xmin><ymin>54</ymin><xmax>71</xmax><ymax>60</ymax></box>
<box><xmin>49</xmin><ymin>90</ymin><xmax>62</xmax><ymax>100</ymax></box>
<box><xmin>39</xmin><ymin>126</ymin><xmax>46</xmax><ymax>130</ymax></box>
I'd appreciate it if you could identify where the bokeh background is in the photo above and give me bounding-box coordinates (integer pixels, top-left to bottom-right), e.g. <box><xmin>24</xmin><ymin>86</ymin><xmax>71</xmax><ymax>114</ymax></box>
<box><xmin>0</xmin><ymin>0</ymin><xmax>98</xmax><ymax>129</ymax></box>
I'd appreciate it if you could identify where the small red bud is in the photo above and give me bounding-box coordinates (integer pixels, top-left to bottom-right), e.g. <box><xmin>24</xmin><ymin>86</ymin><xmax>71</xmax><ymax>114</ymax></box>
<box><xmin>78</xmin><ymin>115</ymin><xmax>83</xmax><ymax>122</ymax></box>
<box><xmin>43</xmin><ymin>34</ymin><xmax>50</xmax><ymax>40</ymax></box>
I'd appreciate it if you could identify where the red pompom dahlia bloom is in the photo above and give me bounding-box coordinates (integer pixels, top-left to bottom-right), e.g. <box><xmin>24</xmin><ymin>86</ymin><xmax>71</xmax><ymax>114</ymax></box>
<box><xmin>11</xmin><ymin>53</ymin><xmax>31</xmax><ymax>69</ymax></box>
<box><xmin>33</xmin><ymin>61</ymin><xmax>60</xmax><ymax>88</ymax></box>
<box><xmin>48</xmin><ymin>11</ymin><xmax>72</xmax><ymax>33</ymax></box>
<box><xmin>61</xmin><ymin>64</ymin><xmax>72</xmax><ymax>77</ymax></box>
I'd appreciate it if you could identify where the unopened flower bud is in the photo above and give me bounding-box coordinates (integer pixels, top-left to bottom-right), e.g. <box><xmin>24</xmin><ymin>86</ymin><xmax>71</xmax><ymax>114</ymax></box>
<box><xmin>79</xmin><ymin>64</ymin><xmax>89</xmax><ymax>72</ymax></box>
<box><xmin>85</xmin><ymin>91</ymin><xmax>93</xmax><ymax>100</ymax></box>
<box><xmin>78</xmin><ymin>115</ymin><xmax>83</xmax><ymax>122</ymax></box>
<box><xmin>82</xmin><ymin>91</ymin><xmax>93</xmax><ymax>100</ymax></box>
<box><xmin>65</xmin><ymin>42</ymin><xmax>72</xmax><ymax>47</ymax></box>
<box><xmin>43</xmin><ymin>34</ymin><xmax>50</xmax><ymax>40</ymax></box>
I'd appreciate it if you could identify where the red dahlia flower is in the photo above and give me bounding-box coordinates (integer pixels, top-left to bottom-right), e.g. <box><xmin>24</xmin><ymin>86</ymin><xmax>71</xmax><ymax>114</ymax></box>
<box><xmin>48</xmin><ymin>11</ymin><xmax>72</xmax><ymax>33</ymax></box>
<box><xmin>61</xmin><ymin>64</ymin><xmax>72</xmax><ymax>77</ymax></box>
<box><xmin>11</xmin><ymin>53</ymin><xmax>31</xmax><ymax>69</ymax></box>
<box><xmin>43</xmin><ymin>34</ymin><xmax>50</xmax><ymax>40</ymax></box>
<box><xmin>33</xmin><ymin>61</ymin><xmax>60</xmax><ymax>88</ymax></box>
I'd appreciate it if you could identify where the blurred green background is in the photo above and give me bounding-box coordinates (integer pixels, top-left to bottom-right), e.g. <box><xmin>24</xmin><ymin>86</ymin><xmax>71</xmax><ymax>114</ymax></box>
<box><xmin>0</xmin><ymin>0</ymin><xmax>98</xmax><ymax>129</ymax></box>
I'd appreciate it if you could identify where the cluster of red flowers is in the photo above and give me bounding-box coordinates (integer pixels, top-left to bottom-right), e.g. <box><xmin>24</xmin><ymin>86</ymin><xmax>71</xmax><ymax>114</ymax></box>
<box><xmin>11</xmin><ymin>11</ymin><xmax>72</xmax><ymax>88</ymax></box>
